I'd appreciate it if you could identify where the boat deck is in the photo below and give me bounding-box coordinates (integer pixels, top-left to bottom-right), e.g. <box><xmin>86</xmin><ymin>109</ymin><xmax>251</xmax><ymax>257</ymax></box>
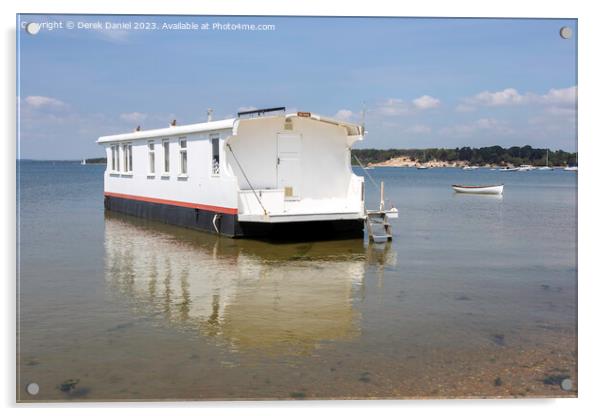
<box><xmin>237</xmin><ymin>192</ymin><xmax>363</xmax><ymax>223</ymax></box>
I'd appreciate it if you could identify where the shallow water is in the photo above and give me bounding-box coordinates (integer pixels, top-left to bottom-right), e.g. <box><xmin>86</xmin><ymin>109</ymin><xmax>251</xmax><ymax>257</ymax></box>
<box><xmin>17</xmin><ymin>161</ymin><xmax>577</xmax><ymax>400</ymax></box>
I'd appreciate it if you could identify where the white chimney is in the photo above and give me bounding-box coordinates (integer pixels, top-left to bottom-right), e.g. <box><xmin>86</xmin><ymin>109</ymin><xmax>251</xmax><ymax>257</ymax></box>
<box><xmin>207</xmin><ymin>108</ymin><xmax>213</xmax><ymax>122</ymax></box>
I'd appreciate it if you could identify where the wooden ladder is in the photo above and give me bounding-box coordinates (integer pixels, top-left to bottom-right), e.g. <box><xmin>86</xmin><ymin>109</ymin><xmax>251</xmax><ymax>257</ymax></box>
<box><xmin>365</xmin><ymin>211</ymin><xmax>393</xmax><ymax>243</ymax></box>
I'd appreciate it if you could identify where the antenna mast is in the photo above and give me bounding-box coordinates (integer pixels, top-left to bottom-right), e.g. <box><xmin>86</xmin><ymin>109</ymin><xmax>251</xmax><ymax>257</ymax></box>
<box><xmin>361</xmin><ymin>101</ymin><xmax>366</xmax><ymax>135</ymax></box>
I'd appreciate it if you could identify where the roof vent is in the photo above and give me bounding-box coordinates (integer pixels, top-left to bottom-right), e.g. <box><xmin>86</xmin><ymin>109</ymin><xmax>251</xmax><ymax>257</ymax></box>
<box><xmin>170</xmin><ymin>119</ymin><xmax>177</xmax><ymax>127</ymax></box>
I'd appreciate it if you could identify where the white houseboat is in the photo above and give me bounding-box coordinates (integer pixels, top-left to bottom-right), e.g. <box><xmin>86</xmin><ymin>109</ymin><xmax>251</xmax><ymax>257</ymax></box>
<box><xmin>98</xmin><ymin>107</ymin><xmax>366</xmax><ymax>238</ymax></box>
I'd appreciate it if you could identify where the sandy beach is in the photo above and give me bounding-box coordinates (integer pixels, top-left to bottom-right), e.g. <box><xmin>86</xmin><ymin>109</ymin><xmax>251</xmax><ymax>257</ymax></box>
<box><xmin>368</xmin><ymin>157</ymin><xmax>473</xmax><ymax>168</ymax></box>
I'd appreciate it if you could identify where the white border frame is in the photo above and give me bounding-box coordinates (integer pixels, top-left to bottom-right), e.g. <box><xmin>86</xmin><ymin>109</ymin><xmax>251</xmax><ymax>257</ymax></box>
<box><xmin>5</xmin><ymin>1</ymin><xmax>601</xmax><ymax>415</ymax></box>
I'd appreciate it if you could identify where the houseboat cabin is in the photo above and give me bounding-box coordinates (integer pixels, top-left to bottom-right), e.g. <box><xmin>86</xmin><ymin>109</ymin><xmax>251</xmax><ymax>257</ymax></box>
<box><xmin>98</xmin><ymin>108</ymin><xmax>366</xmax><ymax>238</ymax></box>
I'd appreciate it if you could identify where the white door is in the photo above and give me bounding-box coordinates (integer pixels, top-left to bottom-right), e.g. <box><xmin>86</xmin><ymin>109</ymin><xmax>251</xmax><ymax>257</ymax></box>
<box><xmin>277</xmin><ymin>133</ymin><xmax>301</xmax><ymax>198</ymax></box>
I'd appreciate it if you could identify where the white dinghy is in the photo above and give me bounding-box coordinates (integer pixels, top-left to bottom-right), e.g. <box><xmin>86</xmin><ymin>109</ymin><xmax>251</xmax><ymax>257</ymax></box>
<box><xmin>452</xmin><ymin>184</ymin><xmax>504</xmax><ymax>195</ymax></box>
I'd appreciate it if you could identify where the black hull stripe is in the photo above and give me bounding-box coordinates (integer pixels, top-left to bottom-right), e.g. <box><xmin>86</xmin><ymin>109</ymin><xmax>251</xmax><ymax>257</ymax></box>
<box><xmin>104</xmin><ymin>195</ymin><xmax>364</xmax><ymax>240</ymax></box>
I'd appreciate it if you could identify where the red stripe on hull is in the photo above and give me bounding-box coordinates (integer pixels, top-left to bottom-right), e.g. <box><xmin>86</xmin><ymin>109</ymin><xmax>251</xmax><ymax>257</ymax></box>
<box><xmin>104</xmin><ymin>192</ymin><xmax>238</xmax><ymax>215</ymax></box>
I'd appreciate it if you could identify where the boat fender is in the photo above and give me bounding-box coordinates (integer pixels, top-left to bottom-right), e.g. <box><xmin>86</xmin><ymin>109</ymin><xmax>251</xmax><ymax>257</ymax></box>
<box><xmin>212</xmin><ymin>213</ymin><xmax>221</xmax><ymax>234</ymax></box>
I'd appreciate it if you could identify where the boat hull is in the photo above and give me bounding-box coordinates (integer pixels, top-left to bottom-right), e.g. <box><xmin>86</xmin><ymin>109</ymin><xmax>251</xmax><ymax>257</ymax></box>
<box><xmin>452</xmin><ymin>185</ymin><xmax>504</xmax><ymax>195</ymax></box>
<box><xmin>104</xmin><ymin>194</ymin><xmax>364</xmax><ymax>239</ymax></box>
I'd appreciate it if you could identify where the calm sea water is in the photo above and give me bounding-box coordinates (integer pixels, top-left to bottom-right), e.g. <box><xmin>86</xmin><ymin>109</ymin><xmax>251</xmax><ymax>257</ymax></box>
<box><xmin>17</xmin><ymin>161</ymin><xmax>577</xmax><ymax>400</ymax></box>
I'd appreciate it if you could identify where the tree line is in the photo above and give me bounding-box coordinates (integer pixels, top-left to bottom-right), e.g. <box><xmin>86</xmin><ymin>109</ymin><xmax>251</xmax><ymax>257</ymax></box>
<box><xmin>352</xmin><ymin>146</ymin><xmax>577</xmax><ymax>167</ymax></box>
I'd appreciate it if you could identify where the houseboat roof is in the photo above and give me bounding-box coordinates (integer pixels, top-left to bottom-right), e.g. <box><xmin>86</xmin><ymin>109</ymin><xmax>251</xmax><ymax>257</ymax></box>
<box><xmin>96</xmin><ymin>113</ymin><xmax>363</xmax><ymax>144</ymax></box>
<box><xmin>97</xmin><ymin>118</ymin><xmax>236</xmax><ymax>143</ymax></box>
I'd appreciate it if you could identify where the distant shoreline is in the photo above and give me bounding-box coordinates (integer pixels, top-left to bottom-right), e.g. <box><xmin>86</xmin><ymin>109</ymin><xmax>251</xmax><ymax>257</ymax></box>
<box><xmin>352</xmin><ymin>146</ymin><xmax>578</xmax><ymax>168</ymax></box>
<box><xmin>19</xmin><ymin>145</ymin><xmax>579</xmax><ymax>169</ymax></box>
<box><xmin>18</xmin><ymin>158</ymin><xmax>107</xmax><ymax>164</ymax></box>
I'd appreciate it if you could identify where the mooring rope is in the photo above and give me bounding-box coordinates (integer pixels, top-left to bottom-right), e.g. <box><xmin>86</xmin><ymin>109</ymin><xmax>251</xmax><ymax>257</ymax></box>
<box><xmin>353</xmin><ymin>154</ymin><xmax>396</xmax><ymax>212</ymax></box>
<box><xmin>353</xmin><ymin>154</ymin><xmax>380</xmax><ymax>190</ymax></box>
<box><xmin>226</xmin><ymin>143</ymin><xmax>268</xmax><ymax>216</ymax></box>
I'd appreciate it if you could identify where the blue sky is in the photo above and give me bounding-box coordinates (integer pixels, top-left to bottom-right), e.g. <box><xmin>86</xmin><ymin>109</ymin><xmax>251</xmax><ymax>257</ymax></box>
<box><xmin>17</xmin><ymin>15</ymin><xmax>577</xmax><ymax>159</ymax></box>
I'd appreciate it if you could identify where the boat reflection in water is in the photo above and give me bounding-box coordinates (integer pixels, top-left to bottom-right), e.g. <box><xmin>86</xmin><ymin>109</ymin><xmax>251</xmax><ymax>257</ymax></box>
<box><xmin>104</xmin><ymin>212</ymin><xmax>397</xmax><ymax>355</ymax></box>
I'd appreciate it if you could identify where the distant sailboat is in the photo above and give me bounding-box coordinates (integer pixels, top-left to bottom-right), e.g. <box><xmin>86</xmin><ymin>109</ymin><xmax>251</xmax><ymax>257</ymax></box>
<box><xmin>81</xmin><ymin>159</ymin><xmax>87</xmax><ymax>165</ymax></box>
<box><xmin>564</xmin><ymin>152</ymin><xmax>578</xmax><ymax>171</ymax></box>
<box><xmin>539</xmin><ymin>150</ymin><xmax>553</xmax><ymax>170</ymax></box>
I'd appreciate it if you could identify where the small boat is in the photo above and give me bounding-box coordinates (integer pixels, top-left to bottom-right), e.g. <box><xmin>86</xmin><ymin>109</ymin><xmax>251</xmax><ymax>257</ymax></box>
<box><xmin>416</xmin><ymin>165</ymin><xmax>429</xmax><ymax>170</ymax></box>
<box><xmin>564</xmin><ymin>166</ymin><xmax>578</xmax><ymax>171</ymax></box>
<box><xmin>462</xmin><ymin>166</ymin><xmax>479</xmax><ymax>170</ymax></box>
<box><xmin>452</xmin><ymin>184</ymin><xmax>504</xmax><ymax>195</ymax></box>
<box><xmin>386</xmin><ymin>207</ymin><xmax>399</xmax><ymax>219</ymax></box>
<box><xmin>538</xmin><ymin>166</ymin><xmax>553</xmax><ymax>171</ymax></box>
<box><xmin>499</xmin><ymin>166</ymin><xmax>518</xmax><ymax>172</ymax></box>
<box><xmin>517</xmin><ymin>164</ymin><xmax>535</xmax><ymax>171</ymax></box>
<box><xmin>81</xmin><ymin>159</ymin><xmax>87</xmax><ymax>165</ymax></box>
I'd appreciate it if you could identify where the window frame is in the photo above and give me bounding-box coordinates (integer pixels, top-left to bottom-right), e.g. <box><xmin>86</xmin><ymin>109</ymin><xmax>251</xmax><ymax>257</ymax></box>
<box><xmin>121</xmin><ymin>142</ymin><xmax>133</xmax><ymax>174</ymax></box>
<box><xmin>162</xmin><ymin>139</ymin><xmax>170</xmax><ymax>175</ymax></box>
<box><xmin>179</xmin><ymin>137</ymin><xmax>188</xmax><ymax>177</ymax></box>
<box><xmin>110</xmin><ymin>144</ymin><xmax>118</xmax><ymax>172</ymax></box>
<box><xmin>127</xmin><ymin>143</ymin><xmax>133</xmax><ymax>173</ymax></box>
<box><xmin>148</xmin><ymin>140</ymin><xmax>155</xmax><ymax>176</ymax></box>
<box><xmin>211</xmin><ymin>134</ymin><xmax>220</xmax><ymax>176</ymax></box>
<box><xmin>121</xmin><ymin>144</ymin><xmax>127</xmax><ymax>172</ymax></box>
<box><xmin>115</xmin><ymin>144</ymin><xmax>121</xmax><ymax>172</ymax></box>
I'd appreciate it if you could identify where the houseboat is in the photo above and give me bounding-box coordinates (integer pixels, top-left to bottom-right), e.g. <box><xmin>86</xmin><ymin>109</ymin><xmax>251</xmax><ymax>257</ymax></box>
<box><xmin>97</xmin><ymin>107</ymin><xmax>367</xmax><ymax>238</ymax></box>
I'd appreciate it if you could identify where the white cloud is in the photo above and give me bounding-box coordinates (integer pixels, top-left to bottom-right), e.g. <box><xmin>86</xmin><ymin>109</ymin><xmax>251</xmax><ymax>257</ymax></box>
<box><xmin>372</xmin><ymin>95</ymin><xmax>441</xmax><ymax>116</ymax></box>
<box><xmin>334</xmin><ymin>109</ymin><xmax>354</xmax><ymax>121</ymax></box>
<box><xmin>464</xmin><ymin>86</ymin><xmax>577</xmax><ymax>108</ymax></box>
<box><xmin>119</xmin><ymin>112</ymin><xmax>148</xmax><ymax>123</ymax></box>
<box><xmin>544</xmin><ymin>106</ymin><xmax>576</xmax><ymax>116</ymax></box>
<box><xmin>470</xmin><ymin>88</ymin><xmax>525</xmax><ymax>106</ymax></box>
<box><xmin>24</xmin><ymin>95</ymin><xmax>66</xmax><ymax>109</ymax></box>
<box><xmin>412</xmin><ymin>95</ymin><xmax>440</xmax><ymax>110</ymax></box>
<box><xmin>373</xmin><ymin>98</ymin><xmax>409</xmax><ymax>116</ymax></box>
<box><xmin>406</xmin><ymin>124</ymin><xmax>432</xmax><ymax>134</ymax></box>
<box><xmin>540</xmin><ymin>86</ymin><xmax>577</xmax><ymax>106</ymax></box>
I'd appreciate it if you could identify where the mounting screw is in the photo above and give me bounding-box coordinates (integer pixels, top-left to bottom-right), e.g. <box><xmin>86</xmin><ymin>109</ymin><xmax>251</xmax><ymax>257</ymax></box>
<box><xmin>561</xmin><ymin>378</ymin><xmax>573</xmax><ymax>391</ymax></box>
<box><xmin>559</xmin><ymin>26</ymin><xmax>572</xmax><ymax>39</ymax></box>
<box><xmin>25</xmin><ymin>22</ymin><xmax>41</xmax><ymax>35</ymax></box>
<box><xmin>26</xmin><ymin>382</ymin><xmax>40</xmax><ymax>395</ymax></box>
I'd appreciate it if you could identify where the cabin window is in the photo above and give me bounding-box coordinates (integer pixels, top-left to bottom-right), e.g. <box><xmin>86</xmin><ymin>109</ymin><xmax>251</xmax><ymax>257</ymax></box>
<box><xmin>179</xmin><ymin>138</ymin><xmax>187</xmax><ymax>175</ymax></box>
<box><xmin>148</xmin><ymin>141</ymin><xmax>155</xmax><ymax>174</ymax></box>
<box><xmin>110</xmin><ymin>145</ymin><xmax>118</xmax><ymax>171</ymax></box>
<box><xmin>127</xmin><ymin>143</ymin><xmax>133</xmax><ymax>172</ymax></box>
<box><xmin>211</xmin><ymin>136</ymin><xmax>220</xmax><ymax>175</ymax></box>
<box><xmin>123</xmin><ymin>143</ymin><xmax>133</xmax><ymax>173</ymax></box>
<box><xmin>162</xmin><ymin>139</ymin><xmax>170</xmax><ymax>174</ymax></box>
